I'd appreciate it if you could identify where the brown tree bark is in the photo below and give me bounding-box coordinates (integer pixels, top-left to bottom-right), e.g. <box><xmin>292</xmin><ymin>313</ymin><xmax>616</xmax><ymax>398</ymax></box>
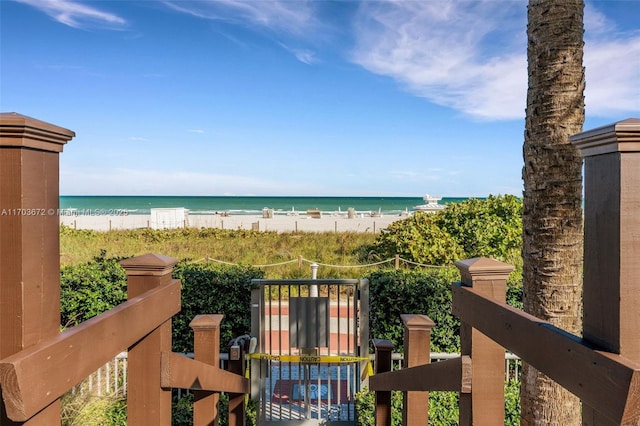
<box><xmin>521</xmin><ymin>0</ymin><xmax>585</xmax><ymax>424</ymax></box>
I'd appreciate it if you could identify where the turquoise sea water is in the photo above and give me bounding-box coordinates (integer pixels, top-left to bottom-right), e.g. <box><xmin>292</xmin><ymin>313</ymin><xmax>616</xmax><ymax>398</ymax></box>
<box><xmin>59</xmin><ymin>196</ymin><xmax>470</xmax><ymax>216</ymax></box>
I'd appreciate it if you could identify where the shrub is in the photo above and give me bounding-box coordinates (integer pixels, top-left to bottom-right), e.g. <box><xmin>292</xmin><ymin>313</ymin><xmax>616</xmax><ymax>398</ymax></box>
<box><xmin>368</xmin><ymin>268</ymin><xmax>461</xmax><ymax>353</ymax></box>
<box><xmin>434</xmin><ymin>194</ymin><xmax>522</xmax><ymax>263</ymax></box>
<box><xmin>61</xmin><ymin>392</ymin><xmax>126</xmax><ymax>426</ymax></box>
<box><xmin>368</xmin><ymin>195</ymin><xmax>523</xmax><ymax>267</ymax></box>
<box><xmin>355</xmin><ymin>384</ymin><xmax>519</xmax><ymax>425</ymax></box>
<box><xmin>60</xmin><ymin>250</ymin><xmax>128</xmax><ymax>328</ymax></box>
<box><xmin>369</xmin><ymin>213</ymin><xmax>464</xmax><ymax>266</ymax></box>
<box><xmin>171</xmin><ymin>261</ymin><xmax>264</xmax><ymax>353</ymax></box>
<box><xmin>60</xmin><ymin>253</ymin><xmax>264</xmax><ymax>353</ymax></box>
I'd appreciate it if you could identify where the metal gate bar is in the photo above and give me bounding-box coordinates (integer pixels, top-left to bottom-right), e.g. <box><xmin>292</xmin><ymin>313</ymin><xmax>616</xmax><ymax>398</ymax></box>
<box><xmin>251</xmin><ymin>279</ymin><xmax>368</xmax><ymax>426</ymax></box>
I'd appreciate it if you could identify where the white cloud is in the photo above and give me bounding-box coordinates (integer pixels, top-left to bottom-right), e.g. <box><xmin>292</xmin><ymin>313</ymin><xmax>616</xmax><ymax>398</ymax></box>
<box><xmin>583</xmin><ymin>5</ymin><xmax>640</xmax><ymax>117</ymax></box>
<box><xmin>162</xmin><ymin>0</ymin><xmax>317</xmax><ymax>36</ymax></box>
<box><xmin>290</xmin><ymin>48</ymin><xmax>318</xmax><ymax>65</ymax></box>
<box><xmin>350</xmin><ymin>1</ymin><xmax>528</xmax><ymax>121</ymax></box>
<box><xmin>15</xmin><ymin>0</ymin><xmax>126</xmax><ymax>29</ymax></box>
<box><xmin>584</xmin><ymin>37</ymin><xmax>640</xmax><ymax>116</ymax></box>
<box><xmin>350</xmin><ymin>0</ymin><xmax>639</xmax><ymax>121</ymax></box>
<box><xmin>188</xmin><ymin>129</ymin><xmax>205</xmax><ymax>134</ymax></box>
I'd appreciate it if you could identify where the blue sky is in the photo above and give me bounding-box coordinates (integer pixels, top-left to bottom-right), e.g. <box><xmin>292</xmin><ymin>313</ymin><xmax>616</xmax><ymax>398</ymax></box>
<box><xmin>2</xmin><ymin>0</ymin><xmax>638</xmax><ymax>197</ymax></box>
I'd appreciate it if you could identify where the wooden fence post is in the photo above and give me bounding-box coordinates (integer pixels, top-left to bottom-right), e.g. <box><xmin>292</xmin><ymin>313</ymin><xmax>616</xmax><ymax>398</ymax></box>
<box><xmin>227</xmin><ymin>340</ymin><xmax>246</xmax><ymax>426</ymax></box>
<box><xmin>191</xmin><ymin>314</ymin><xmax>224</xmax><ymax>426</ymax></box>
<box><xmin>121</xmin><ymin>253</ymin><xmax>178</xmax><ymax>426</ymax></box>
<box><xmin>373</xmin><ymin>339</ymin><xmax>394</xmax><ymax>426</ymax></box>
<box><xmin>455</xmin><ymin>257</ymin><xmax>513</xmax><ymax>425</ymax></box>
<box><xmin>401</xmin><ymin>314</ymin><xmax>434</xmax><ymax>426</ymax></box>
<box><xmin>570</xmin><ymin>118</ymin><xmax>640</xmax><ymax>425</ymax></box>
<box><xmin>0</xmin><ymin>113</ymin><xmax>75</xmax><ymax>425</ymax></box>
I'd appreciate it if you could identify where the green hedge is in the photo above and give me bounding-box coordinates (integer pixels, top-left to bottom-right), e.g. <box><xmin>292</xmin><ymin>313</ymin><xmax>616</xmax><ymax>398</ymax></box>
<box><xmin>60</xmin><ymin>254</ymin><xmax>264</xmax><ymax>352</ymax></box>
<box><xmin>171</xmin><ymin>261</ymin><xmax>264</xmax><ymax>353</ymax></box>
<box><xmin>369</xmin><ymin>195</ymin><xmax>523</xmax><ymax>267</ymax></box>
<box><xmin>355</xmin><ymin>383</ymin><xmax>520</xmax><ymax>426</ymax></box>
<box><xmin>60</xmin><ymin>250</ymin><xmax>128</xmax><ymax>328</ymax></box>
<box><xmin>369</xmin><ymin>268</ymin><xmax>462</xmax><ymax>353</ymax></box>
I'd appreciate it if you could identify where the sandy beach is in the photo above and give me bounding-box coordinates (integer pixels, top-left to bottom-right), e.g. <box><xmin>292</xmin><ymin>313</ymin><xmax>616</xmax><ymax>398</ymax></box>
<box><xmin>60</xmin><ymin>211</ymin><xmax>408</xmax><ymax>233</ymax></box>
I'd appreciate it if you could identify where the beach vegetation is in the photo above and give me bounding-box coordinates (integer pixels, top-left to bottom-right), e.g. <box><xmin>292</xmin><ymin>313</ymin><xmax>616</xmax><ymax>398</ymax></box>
<box><xmin>368</xmin><ymin>194</ymin><xmax>522</xmax><ymax>267</ymax></box>
<box><xmin>61</xmin><ymin>391</ymin><xmax>126</xmax><ymax>426</ymax></box>
<box><xmin>367</xmin><ymin>213</ymin><xmax>464</xmax><ymax>266</ymax></box>
<box><xmin>354</xmin><ymin>382</ymin><xmax>520</xmax><ymax>426</ymax></box>
<box><xmin>369</xmin><ymin>268</ymin><xmax>461</xmax><ymax>353</ymax></box>
<box><xmin>60</xmin><ymin>250</ymin><xmax>128</xmax><ymax>328</ymax></box>
<box><xmin>60</xmin><ymin>226</ymin><xmax>378</xmax><ymax>279</ymax></box>
<box><xmin>433</xmin><ymin>194</ymin><xmax>522</xmax><ymax>264</ymax></box>
<box><xmin>172</xmin><ymin>261</ymin><xmax>263</xmax><ymax>353</ymax></box>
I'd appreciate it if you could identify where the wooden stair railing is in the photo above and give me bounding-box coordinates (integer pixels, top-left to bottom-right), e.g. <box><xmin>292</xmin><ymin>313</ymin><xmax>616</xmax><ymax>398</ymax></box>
<box><xmin>452</xmin><ymin>281</ymin><xmax>640</xmax><ymax>424</ymax></box>
<box><xmin>370</xmin><ymin>317</ymin><xmax>472</xmax><ymax>426</ymax></box>
<box><xmin>0</xmin><ymin>254</ymin><xmax>249</xmax><ymax>425</ymax></box>
<box><xmin>0</xmin><ymin>278</ymin><xmax>181</xmax><ymax>422</ymax></box>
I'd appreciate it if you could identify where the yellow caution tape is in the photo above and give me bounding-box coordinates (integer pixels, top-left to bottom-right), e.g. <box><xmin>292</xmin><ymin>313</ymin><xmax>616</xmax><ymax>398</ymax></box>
<box><xmin>249</xmin><ymin>353</ymin><xmax>374</xmax><ymax>378</ymax></box>
<box><xmin>249</xmin><ymin>354</ymin><xmax>367</xmax><ymax>363</ymax></box>
<box><xmin>362</xmin><ymin>361</ymin><xmax>374</xmax><ymax>381</ymax></box>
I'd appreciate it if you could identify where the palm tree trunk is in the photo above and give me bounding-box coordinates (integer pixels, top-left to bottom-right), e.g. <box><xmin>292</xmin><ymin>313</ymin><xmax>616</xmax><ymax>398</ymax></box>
<box><xmin>521</xmin><ymin>0</ymin><xmax>585</xmax><ymax>424</ymax></box>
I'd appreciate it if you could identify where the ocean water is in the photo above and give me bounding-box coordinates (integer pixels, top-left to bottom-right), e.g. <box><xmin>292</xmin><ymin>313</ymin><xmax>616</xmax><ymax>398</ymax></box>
<box><xmin>59</xmin><ymin>196</ymin><xmax>469</xmax><ymax>216</ymax></box>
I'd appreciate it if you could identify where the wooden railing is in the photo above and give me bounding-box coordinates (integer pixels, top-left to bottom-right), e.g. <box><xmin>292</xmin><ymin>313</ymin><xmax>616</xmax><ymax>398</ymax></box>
<box><xmin>370</xmin><ymin>118</ymin><xmax>640</xmax><ymax>425</ymax></box>
<box><xmin>0</xmin><ymin>114</ymin><xmax>248</xmax><ymax>425</ymax></box>
<box><xmin>0</xmin><ymin>253</ymin><xmax>248</xmax><ymax>425</ymax></box>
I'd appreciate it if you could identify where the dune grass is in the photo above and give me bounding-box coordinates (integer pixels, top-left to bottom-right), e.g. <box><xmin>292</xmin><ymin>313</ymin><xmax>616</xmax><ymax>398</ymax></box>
<box><xmin>60</xmin><ymin>226</ymin><xmax>382</xmax><ymax>279</ymax></box>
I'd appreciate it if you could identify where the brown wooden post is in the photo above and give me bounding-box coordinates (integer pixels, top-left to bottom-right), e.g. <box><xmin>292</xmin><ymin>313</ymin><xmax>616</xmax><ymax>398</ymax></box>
<box><xmin>570</xmin><ymin>118</ymin><xmax>640</xmax><ymax>425</ymax></box>
<box><xmin>401</xmin><ymin>314</ymin><xmax>434</xmax><ymax>426</ymax></box>
<box><xmin>455</xmin><ymin>257</ymin><xmax>513</xmax><ymax>425</ymax></box>
<box><xmin>373</xmin><ymin>339</ymin><xmax>394</xmax><ymax>426</ymax></box>
<box><xmin>0</xmin><ymin>113</ymin><xmax>74</xmax><ymax>425</ymax></box>
<box><xmin>227</xmin><ymin>340</ymin><xmax>246</xmax><ymax>426</ymax></box>
<box><xmin>191</xmin><ymin>314</ymin><xmax>224</xmax><ymax>426</ymax></box>
<box><xmin>121</xmin><ymin>253</ymin><xmax>178</xmax><ymax>426</ymax></box>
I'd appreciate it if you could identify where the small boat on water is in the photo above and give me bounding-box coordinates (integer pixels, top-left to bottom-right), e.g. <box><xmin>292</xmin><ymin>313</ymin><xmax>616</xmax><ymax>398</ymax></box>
<box><xmin>413</xmin><ymin>194</ymin><xmax>445</xmax><ymax>212</ymax></box>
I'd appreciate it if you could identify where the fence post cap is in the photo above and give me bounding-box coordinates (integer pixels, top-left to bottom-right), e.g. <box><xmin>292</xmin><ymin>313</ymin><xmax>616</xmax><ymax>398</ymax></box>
<box><xmin>455</xmin><ymin>257</ymin><xmax>514</xmax><ymax>286</ymax></box>
<box><xmin>570</xmin><ymin>117</ymin><xmax>640</xmax><ymax>157</ymax></box>
<box><xmin>190</xmin><ymin>314</ymin><xmax>224</xmax><ymax>330</ymax></box>
<box><xmin>401</xmin><ymin>314</ymin><xmax>435</xmax><ymax>330</ymax></box>
<box><xmin>0</xmin><ymin>112</ymin><xmax>75</xmax><ymax>152</ymax></box>
<box><xmin>120</xmin><ymin>253</ymin><xmax>178</xmax><ymax>275</ymax></box>
<box><xmin>373</xmin><ymin>339</ymin><xmax>395</xmax><ymax>351</ymax></box>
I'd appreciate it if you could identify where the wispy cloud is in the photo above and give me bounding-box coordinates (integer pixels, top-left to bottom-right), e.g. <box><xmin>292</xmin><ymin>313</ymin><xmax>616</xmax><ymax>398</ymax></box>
<box><xmin>188</xmin><ymin>129</ymin><xmax>205</xmax><ymax>134</ymax></box>
<box><xmin>162</xmin><ymin>0</ymin><xmax>324</xmax><ymax>63</ymax></box>
<box><xmin>350</xmin><ymin>0</ymin><xmax>639</xmax><ymax>121</ymax></box>
<box><xmin>129</xmin><ymin>136</ymin><xmax>149</xmax><ymax>142</ymax></box>
<box><xmin>350</xmin><ymin>1</ymin><xmax>527</xmax><ymax>121</ymax></box>
<box><xmin>583</xmin><ymin>5</ymin><xmax>640</xmax><ymax>116</ymax></box>
<box><xmin>162</xmin><ymin>0</ymin><xmax>317</xmax><ymax>36</ymax></box>
<box><xmin>15</xmin><ymin>0</ymin><xmax>127</xmax><ymax>30</ymax></box>
<box><xmin>279</xmin><ymin>43</ymin><xmax>319</xmax><ymax>65</ymax></box>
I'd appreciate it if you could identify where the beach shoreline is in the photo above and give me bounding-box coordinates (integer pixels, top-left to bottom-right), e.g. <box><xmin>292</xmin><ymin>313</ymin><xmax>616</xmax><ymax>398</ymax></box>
<box><xmin>59</xmin><ymin>212</ymin><xmax>408</xmax><ymax>233</ymax></box>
